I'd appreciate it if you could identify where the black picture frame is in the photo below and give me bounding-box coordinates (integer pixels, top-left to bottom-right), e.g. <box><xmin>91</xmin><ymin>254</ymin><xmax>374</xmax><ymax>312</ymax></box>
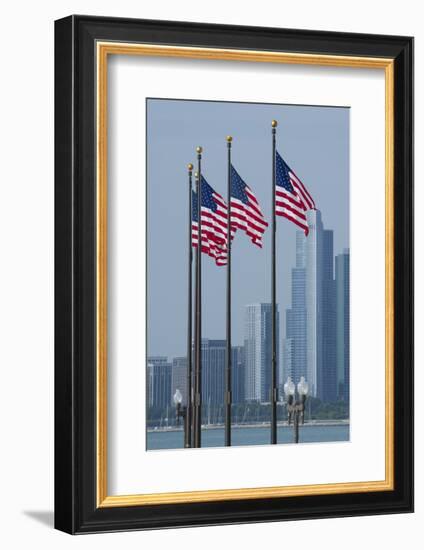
<box><xmin>55</xmin><ymin>15</ymin><xmax>413</xmax><ymax>534</ymax></box>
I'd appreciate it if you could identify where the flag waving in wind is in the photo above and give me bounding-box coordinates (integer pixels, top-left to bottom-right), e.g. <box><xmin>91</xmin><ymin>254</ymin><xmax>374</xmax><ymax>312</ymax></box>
<box><xmin>230</xmin><ymin>165</ymin><xmax>268</xmax><ymax>247</ymax></box>
<box><xmin>275</xmin><ymin>151</ymin><xmax>316</xmax><ymax>235</ymax></box>
<box><xmin>192</xmin><ymin>176</ymin><xmax>228</xmax><ymax>266</ymax></box>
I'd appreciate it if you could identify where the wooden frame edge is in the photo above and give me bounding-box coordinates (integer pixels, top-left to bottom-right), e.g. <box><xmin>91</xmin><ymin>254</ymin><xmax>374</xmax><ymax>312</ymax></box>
<box><xmin>97</xmin><ymin>41</ymin><xmax>108</xmax><ymax>507</ymax></box>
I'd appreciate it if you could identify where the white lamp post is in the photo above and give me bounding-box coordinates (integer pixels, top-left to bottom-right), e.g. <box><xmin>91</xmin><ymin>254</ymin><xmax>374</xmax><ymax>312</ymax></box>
<box><xmin>284</xmin><ymin>376</ymin><xmax>309</xmax><ymax>443</ymax></box>
<box><xmin>173</xmin><ymin>389</ymin><xmax>190</xmax><ymax>448</ymax></box>
<box><xmin>284</xmin><ymin>377</ymin><xmax>295</xmax><ymax>398</ymax></box>
<box><xmin>173</xmin><ymin>389</ymin><xmax>183</xmax><ymax>407</ymax></box>
<box><xmin>297</xmin><ymin>376</ymin><xmax>309</xmax><ymax>397</ymax></box>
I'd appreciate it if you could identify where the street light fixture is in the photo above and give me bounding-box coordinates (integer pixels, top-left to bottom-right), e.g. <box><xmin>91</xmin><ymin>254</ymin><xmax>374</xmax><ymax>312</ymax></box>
<box><xmin>283</xmin><ymin>377</ymin><xmax>295</xmax><ymax>397</ymax></box>
<box><xmin>173</xmin><ymin>389</ymin><xmax>190</xmax><ymax>448</ymax></box>
<box><xmin>283</xmin><ymin>376</ymin><xmax>309</xmax><ymax>444</ymax></box>
<box><xmin>297</xmin><ymin>376</ymin><xmax>309</xmax><ymax>397</ymax></box>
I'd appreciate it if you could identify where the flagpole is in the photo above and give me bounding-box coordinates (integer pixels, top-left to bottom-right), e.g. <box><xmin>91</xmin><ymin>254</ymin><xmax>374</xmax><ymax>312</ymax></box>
<box><xmin>194</xmin><ymin>146</ymin><xmax>203</xmax><ymax>448</ymax></box>
<box><xmin>225</xmin><ymin>136</ymin><xmax>233</xmax><ymax>447</ymax></box>
<box><xmin>186</xmin><ymin>163</ymin><xmax>194</xmax><ymax>448</ymax></box>
<box><xmin>271</xmin><ymin>120</ymin><xmax>278</xmax><ymax>445</ymax></box>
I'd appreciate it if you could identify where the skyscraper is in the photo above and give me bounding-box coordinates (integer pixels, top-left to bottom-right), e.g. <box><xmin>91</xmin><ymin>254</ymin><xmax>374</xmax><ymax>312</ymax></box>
<box><xmin>304</xmin><ymin>210</ymin><xmax>337</xmax><ymax>400</ymax></box>
<box><xmin>284</xmin><ymin>210</ymin><xmax>338</xmax><ymax>401</ymax></box>
<box><xmin>283</xmin><ymin>232</ymin><xmax>307</xmax><ymax>387</ymax></box>
<box><xmin>320</xmin><ymin>229</ymin><xmax>337</xmax><ymax>402</ymax></box>
<box><xmin>201</xmin><ymin>339</ymin><xmax>226</xmax><ymax>407</ymax></box>
<box><xmin>147</xmin><ymin>356</ymin><xmax>172</xmax><ymax>409</ymax></box>
<box><xmin>232</xmin><ymin>345</ymin><xmax>245</xmax><ymax>404</ymax></box>
<box><xmin>304</xmin><ymin>209</ymin><xmax>323</xmax><ymax>397</ymax></box>
<box><xmin>244</xmin><ymin>303</ymin><xmax>279</xmax><ymax>403</ymax></box>
<box><xmin>336</xmin><ymin>249</ymin><xmax>350</xmax><ymax>403</ymax></box>
<box><xmin>166</xmin><ymin>343</ymin><xmax>245</xmax><ymax>419</ymax></box>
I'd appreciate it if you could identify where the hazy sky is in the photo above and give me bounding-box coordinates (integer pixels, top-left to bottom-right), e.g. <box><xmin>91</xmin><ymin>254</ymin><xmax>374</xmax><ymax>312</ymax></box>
<box><xmin>147</xmin><ymin>99</ymin><xmax>349</xmax><ymax>359</ymax></box>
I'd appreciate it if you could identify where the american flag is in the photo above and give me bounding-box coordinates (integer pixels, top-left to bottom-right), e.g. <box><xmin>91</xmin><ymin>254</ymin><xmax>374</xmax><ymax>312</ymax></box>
<box><xmin>275</xmin><ymin>151</ymin><xmax>316</xmax><ymax>236</ymax></box>
<box><xmin>192</xmin><ymin>176</ymin><xmax>228</xmax><ymax>266</ymax></box>
<box><xmin>230</xmin><ymin>165</ymin><xmax>268</xmax><ymax>247</ymax></box>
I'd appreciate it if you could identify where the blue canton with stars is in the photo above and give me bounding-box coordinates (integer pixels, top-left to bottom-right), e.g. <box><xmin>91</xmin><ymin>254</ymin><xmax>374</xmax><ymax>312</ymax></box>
<box><xmin>192</xmin><ymin>176</ymin><xmax>219</xmax><ymax>223</ymax></box>
<box><xmin>276</xmin><ymin>151</ymin><xmax>294</xmax><ymax>193</ymax></box>
<box><xmin>230</xmin><ymin>165</ymin><xmax>249</xmax><ymax>204</ymax></box>
<box><xmin>200</xmin><ymin>176</ymin><xmax>219</xmax><ymax>212</ymax></box>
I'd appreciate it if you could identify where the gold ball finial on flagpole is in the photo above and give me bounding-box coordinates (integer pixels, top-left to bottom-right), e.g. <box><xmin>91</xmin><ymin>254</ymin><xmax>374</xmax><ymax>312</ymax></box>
<box><xmin>271</xmin><ymin>120</ymin><xmax>278</xmax><ymax>128</ymax></box>
<box><xmin>196</xmin><ymin>146</ymin><xmax>203</xmax><ymax>154</ymax></box>
<box><xmin>226</xmin><ymin>135</ymin><xmax>233</xmax><ymax>142</ymax></box>
<box><xmin>188</xmin><ymin>163</ymin><xmax>193</xmax><ymax>171</ymax></box>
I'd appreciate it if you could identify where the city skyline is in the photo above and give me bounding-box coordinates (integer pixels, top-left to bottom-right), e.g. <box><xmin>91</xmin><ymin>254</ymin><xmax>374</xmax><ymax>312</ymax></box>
<box><xmin>147</xmin><ymin>206</ymin><xmax>350</xmax><ymax>419</ymax></box>
<box><xmin>283</xmin><ymin>211</ymin><xmax>349</xmax><ymax>403</ymax></box>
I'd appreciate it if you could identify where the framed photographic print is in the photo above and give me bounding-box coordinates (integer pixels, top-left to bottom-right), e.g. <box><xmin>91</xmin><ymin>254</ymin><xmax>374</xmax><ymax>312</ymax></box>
<box><xmin>54</xmin><ymin>15</ymin><xmax>413</xmax><ymax>533</ymax></box>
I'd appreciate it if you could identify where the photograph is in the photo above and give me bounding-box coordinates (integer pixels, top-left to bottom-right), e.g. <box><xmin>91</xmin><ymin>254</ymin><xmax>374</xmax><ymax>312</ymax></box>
<box><xmin>145</xmin><ymin>98</ymin><xmax>350</xmax><ymax>450</ymax></box>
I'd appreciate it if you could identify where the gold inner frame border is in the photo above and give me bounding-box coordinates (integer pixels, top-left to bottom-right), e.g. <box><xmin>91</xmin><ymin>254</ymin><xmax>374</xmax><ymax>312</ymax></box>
<box><xmin>96</xmin><ymin>42</ymin><xmax>394</xmax><ymax>508</ymax></box>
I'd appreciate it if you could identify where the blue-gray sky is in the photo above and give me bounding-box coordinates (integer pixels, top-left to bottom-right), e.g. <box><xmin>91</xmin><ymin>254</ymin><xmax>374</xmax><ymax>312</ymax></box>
<box><xmin>147</xmin><ymin>99</ymin><xmax>349</xmax><ymax>359</ymax></box>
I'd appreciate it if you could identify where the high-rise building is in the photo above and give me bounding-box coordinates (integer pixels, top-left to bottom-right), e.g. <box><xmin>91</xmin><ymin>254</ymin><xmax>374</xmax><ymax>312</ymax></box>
<box><xmin>284</xmin><ymin>210</ymin><xmax>338</xmax><ymax>401</ymax></box>
<box><xmin>320</xmin><ymin>229</ymin><xmax>337</xmax><ymax>402</ymax></box>
<box><xmin>304</xmin><ymin>209</ymin><xmax>323</xmax><ymax>397</ymax></box>
<box><xmin>283</xmin><ymin>232</ymin><xmax>307</xmax><ymax>387</ymax></box>
<box><xmin>232</xmin><ymin>345</ymin><xmax>245</xmax><ymax>404</ymax></box>
<box><xmin>147</xmin><ymin>356</ymin><xmax>172</xmax><ymax>409</ymax></box>
<box><xmin>168</xmin><ymin>344</ymin><xmax>245</xmax><ymax>412</ymax></box>
<box><xmin>282</xmin><ymin>338</ymin><xmax>293</xmax><ymax>383</ymax></box>
<box><xmin>244</xmin><ymin>303</ymin><xmax>279</xmax><ymax>403</ymax></box>
<box><xmin>171</xmin><ymin>356</ymin><xmax>187</xmax><ymax>405</ymax></box>
<box><xmin>304</xmin><ymin>210</ymin><xmax>337</xmax><ymax>400</ymax></box>
<box><xmin>336</xmin><ymin>249</ymin><xmax>350</xmax><ymax>403</ymax></box>
<box><xmin>201</xmin><ymin>339</ymin><xmax>226</xmax><ymax>407</ymax></box>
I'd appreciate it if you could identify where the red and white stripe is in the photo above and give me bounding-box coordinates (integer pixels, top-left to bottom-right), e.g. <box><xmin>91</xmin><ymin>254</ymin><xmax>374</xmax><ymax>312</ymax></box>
<box><xmin>276</xmin><ymin>168</ymin><xmax>315</xmax><ymax>236</ymax></box>
<box><xmin>192</xmin><ymin>191</ymin><xmax>228</xmax><ymax>266</ymax></box>
<box><xmin>230</xmin><ymin>186</ymin><xmax>268</xmax><ymax>247</ymax></box>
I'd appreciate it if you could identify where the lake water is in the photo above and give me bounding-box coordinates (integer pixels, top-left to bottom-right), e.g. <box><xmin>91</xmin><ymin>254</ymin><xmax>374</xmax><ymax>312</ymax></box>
<box><xmin>147</xmin><ymin>423</ymin><xmax>349</xmax><ymax>450</ymax></box>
